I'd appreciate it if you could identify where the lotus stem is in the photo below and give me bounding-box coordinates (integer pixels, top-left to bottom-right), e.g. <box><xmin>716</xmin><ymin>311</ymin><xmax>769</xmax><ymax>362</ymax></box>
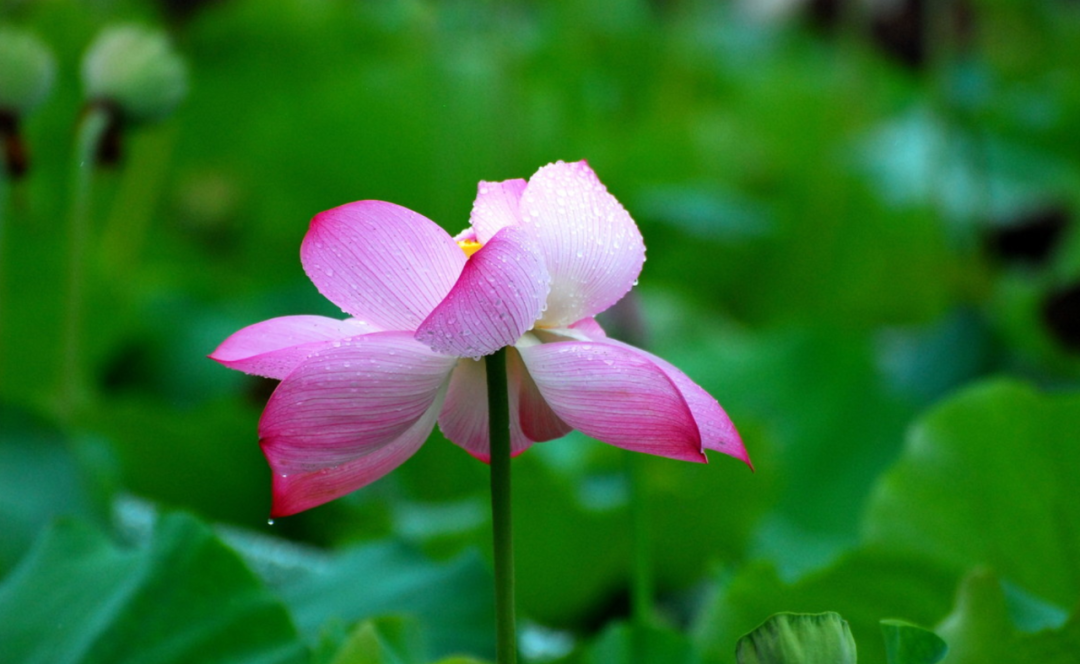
<box><xmin>487</xmin><ymin>346</ymin><xmax>517</xmax><ymax>664</ymax></box>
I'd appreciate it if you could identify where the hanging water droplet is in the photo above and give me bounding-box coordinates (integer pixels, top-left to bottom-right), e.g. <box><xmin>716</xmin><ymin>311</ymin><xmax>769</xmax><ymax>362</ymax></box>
<box><xmin>267</xmin><ymin>518</ymin><xmax>275</xmax><ymax>526</ymax></box>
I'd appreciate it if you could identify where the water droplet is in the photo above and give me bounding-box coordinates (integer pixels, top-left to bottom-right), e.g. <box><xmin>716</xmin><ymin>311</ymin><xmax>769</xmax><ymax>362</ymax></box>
<box><xmin>267</xmin><ymin>518</ymin><xmax>275</xmax><ymax>526</ymax></box>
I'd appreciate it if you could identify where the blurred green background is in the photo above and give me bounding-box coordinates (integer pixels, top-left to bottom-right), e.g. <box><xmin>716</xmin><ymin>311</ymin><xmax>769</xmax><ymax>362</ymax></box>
<box><xmin>1</xmin><ymin>0</ymin><xmax>1079</xmax><ymax>662</ymax></box>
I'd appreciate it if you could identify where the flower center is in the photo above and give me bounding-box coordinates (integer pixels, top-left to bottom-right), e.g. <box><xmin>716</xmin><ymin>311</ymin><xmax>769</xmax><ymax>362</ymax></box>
<box><xmin>457</xmin><ymin>238</ymin><xmax>483</xmax><ymax>257</ymax></box>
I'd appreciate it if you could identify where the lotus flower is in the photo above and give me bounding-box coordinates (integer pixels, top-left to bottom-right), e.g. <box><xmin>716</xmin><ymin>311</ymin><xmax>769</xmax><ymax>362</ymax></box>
<box><xmin>212</xmin><ymin>161</ymin><xmax>749</xmax><ymax>516</ymax></box>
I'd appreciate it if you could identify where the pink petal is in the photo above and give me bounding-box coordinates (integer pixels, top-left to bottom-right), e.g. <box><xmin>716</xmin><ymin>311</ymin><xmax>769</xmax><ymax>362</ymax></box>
<box><xmin>259</xmin><ymin>332</ymin><xmax>457</xmax><ymax>514</ymax></box>
<box><xmin>269</xmin><ymin>397</ymin><xmax>441</xmax><ymax>516</ymax></box>
<box><xmin>517</xmin><ymin>340</ymin><xmax>705</xmax><ymax>462</ymax></box>
<box><xmin>601</xmin><ymin>339</ymin><xmax>750</xmax><ymax>467</ymax></box>
<box><xmin>210</xmin><ymin>315</ymin><xmax>379</xmax><ymax>379</ymax></box>
<box><xmin>415</xmin><ymin>225</ymin><xmax>550</xmax><ymax>359</ymax></box>
<box><xmin>438</xmin><ymin>355</ymin><xmax>534</xmax><ymax>462</ymax></box>
<box><xmin>569</xmin><ymin>317</ymin><xmax>608</xmax><ymax>340</ymax></box>
<box><xmin>301</xmin><ymin>201</ymin><xmax>466</xmax><ymax>330</ymax></box>
<box><xmin>469</xmin><ymin>179</ymin><xmax>527</xmax><ymax>243</ymax></box>
<box><xmin>510</xmin><ymin>348</ymin><xmax>571</xmax><ymax>442</ymax></box>
<box><xmin>518</xmin><ymin>161</ymin><xmax>645</xmax><ymax>327</ymax></box>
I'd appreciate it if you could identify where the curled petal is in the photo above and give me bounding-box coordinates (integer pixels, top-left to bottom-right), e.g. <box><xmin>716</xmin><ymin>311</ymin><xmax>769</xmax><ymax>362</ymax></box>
<box><xmin>210</xmin><ymin>315</ymin><xmax>378</xmax><ymax>379</ymax></box>
<box><xmin>302</xmin><ymin>201</ymin><xmax>466</xmax><ymax>330</ymax></box>
<box><xmin>416</xmin><ymin>225</ymin><xmax>550</xmax><ymax>359</ymax></box>
<box><xmin>438</xmin><ymin>356</ymin><xmax>535</xmax><ymax>462</ymax></box>
<box><xmin>470</xmin><ymin>179</ymin><xmax>526</xmax><ymax>243</ymax></box>
<box><xmin>601</xmin><ymin>339</ymin><xmax>750</xmax><ymax>467</ymax></box>
<box><xmin>260</xmin><ymin>332</ymin><xmax>457</xmax><ymax>514</ymax></box>
<box><xmin>519</xmin><ymin>161</ymin><xmax>645</xmax><ymax>327</ymax></box>
<box><xmin>517</xmin><ymin>340</ymin><xmax>704</xmax><ymax>462</ymax></box>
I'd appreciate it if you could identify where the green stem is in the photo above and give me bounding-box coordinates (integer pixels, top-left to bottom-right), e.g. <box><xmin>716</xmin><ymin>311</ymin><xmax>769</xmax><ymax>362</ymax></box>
<box><xmin>486</xmin><ymin>347</ymin><xmax>517</xmax><ymax>664</ymax></box>
<box><xmin>627</xmin><ymin>451</ymin><xmax>654</xmax><ymax>627</ymax></box>
<box><xmin>59</xmin><ymin>104</ymin><xmax>111</xmax><ymax>421</ymax></box>
<box><xmin>0</xmin><ymin>162</ymin><xmax>8</xmax><ymax>386</ymax></box>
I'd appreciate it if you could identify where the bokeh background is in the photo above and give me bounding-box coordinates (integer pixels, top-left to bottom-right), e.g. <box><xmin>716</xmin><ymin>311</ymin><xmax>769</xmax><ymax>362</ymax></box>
<box><xmin>1</xmin><ymin>0</ymin><xmax>1079</xmax><ymax>662</ymax></box>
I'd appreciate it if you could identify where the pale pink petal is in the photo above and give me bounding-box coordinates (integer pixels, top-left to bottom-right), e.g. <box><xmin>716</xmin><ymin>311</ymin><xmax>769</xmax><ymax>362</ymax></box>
<box><xmin>469</xmin><ymin>179</ymin><xmax>526</xmax><ymax>243</ymax></box>
<box><xmin>509</xmin><ymin>348</ymin><xmax>571</xmax><ymax>442</ymax></box>
<box><xmin>259</xmin><ymin>332</ymin><xmax>457</xmax><ymax>514</ymax></box>
<box><xmin>518</xmin><ymin>161</ymin><xmax>645</xmax><ymax>327</ymax></box>
<box><xmin>517</xmin><ymin>340</ymin><xmax>705</xmax><ymax>462</ymax></box>
<box><xmin>301</xmin><ymin>201</ymin><xmax>466</xmax><ymax>330</ymax></box>
<box><xmin>601</xmin><ymin>339</ymin><xmax>750</xmax><ymax>467</ymax></box>
<box><xmin>416</xmin><ymin>226</ymin><xmax>550</xmax><ymax>359</ymax></box>
<box><xmin>269</xmin><ymin>393</ymin><xmax>442</xmax><ymax>516</ymax></box>
<box><xmin>438</xmin><ymin>356</ymin><xmax>534</xmax><ymax>462</ymax></box>
<box><xmin>569</xmin><ymin>317</ymin><xmax>607</xmax><ymax>339</ymax></box>
<box><xmin>210</xmin><ymin>315</ymin><xmax>379</xmax><ymax>379</ymax></box>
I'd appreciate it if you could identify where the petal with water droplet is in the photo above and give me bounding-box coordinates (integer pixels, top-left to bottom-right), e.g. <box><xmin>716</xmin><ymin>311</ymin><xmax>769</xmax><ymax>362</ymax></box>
<box><xmin>302</xmin><ymin>201</ymin><xmax>466</xmax><ymax>329</ymax></box>
<box><xmin>470</xmin><ymin>178</ymin><xmax>527</xmax><ymax>242</ymax></box>
<box><xmin>260</xmin><ymin>332</ymin><xmax>457</xmax><ymax>515</ymax></box>
<box><xmin>599</xmin><ymin>339</ymin><xmax>750</xmax><ymax>467</ymax></box>
<box><xmin>519</xmin><ymin>161</ymin><xmax>645</xmax><ymax>327</ymax></box>
<box><xmin>517</xmin><ymin>339</ymin><xmax>705</xmax><ymax>462</ymax></box>
<box><xmin>416</xmin><ymin>225</ymin><xmax>550</xmax><ymax>358</ymax></box>
<box><xmin>209</xmin><ymin>315</ymin><xmax>380</xmax><ymax>379</ymax></box>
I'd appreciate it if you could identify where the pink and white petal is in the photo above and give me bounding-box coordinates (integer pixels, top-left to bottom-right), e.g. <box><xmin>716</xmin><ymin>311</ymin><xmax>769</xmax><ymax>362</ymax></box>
<box><xmin>509</xmin><ymin>348</ymin><xmax>571</xmax><ymax>442</ymax></box>
<box><xmin>259</xmin><ymin>331</ymin><xmax>457</xmax><ymax>480</ymax></box>
<box><xmin>268</xmin><ymin>387</ymin><xmax>444</xmax><ymax>516</ymax></box>
<box><xmin>518</xmin><ymin>161</ymin><xmax>645</xmax><ymax>327</ymax></box>
<box><xmin>416</xmin><ymin>225</ymin><xmax>550</xmax><ymax>359</ymax></box>
<box><xmin>302</xmin><ymin>201</ymin><xmax>467</xmax><ymax>330</ymax></box>
<box><xmin>517</xmin><ymin>340</ymin><xmax>704</xmax><ymax>462</ymax></box>
<box><xmin>469</xmin><ymin>179</ymin><xmax>527</xmax><ymax>243</ymax></box>
<box><xmin>569</xmin><ymin>317</ymin><xmax>607</xmax><ymax>339</ymax></box>
<box><xmin>600</xmin><ymin>339</ymin><xmax>750</xmax><ymax>467</ymax></box>
<box><xmin>438</xmin><ymin>357</ymin><xmax>534</xmax><ymax>462</ymax></box>
<box><xmin>210</xmin><ymin>315</ymin><xmax>379</xmax><ymax>379</ymax></box>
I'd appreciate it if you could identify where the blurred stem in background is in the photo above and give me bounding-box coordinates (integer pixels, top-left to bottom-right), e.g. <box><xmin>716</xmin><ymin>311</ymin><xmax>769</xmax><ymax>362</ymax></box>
<box><xmin>627</xmin><ymin>451</ymin><xmax>654</xmax><ymax>626</ymax></box>
<box><xmin>100</xmin><ymin>125</ymin><xmax>177</xmax><ymax>278</ymax></box>
<box><xmin>59</xmin><ymin>104</ymin><xmax>110</xmax><ymax>421</ymax></box>
<box><xmin>487</xmin><ymin>347</ymin><xmax>518</xmax><ymax>664</ymax></box>
<box><xmin>599</xmin><ymin>294</ymin><xmax>656</xmax><ymax>631</ymax></box>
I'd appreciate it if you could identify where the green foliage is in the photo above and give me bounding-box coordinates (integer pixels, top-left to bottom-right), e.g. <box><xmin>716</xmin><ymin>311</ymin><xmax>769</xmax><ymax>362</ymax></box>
<box><xmin>879</xmin><ymin>620</ymin><xmax>947</xmax><ymax>664</ymax></box>
<box><xmin>582</xmin><ymin>621</ymin><xmax>696</xmax><ymax>664</ymax></box>
<box><xmin>864</xmin><ymin>380</ymin><xmax>1080</xmax><ymax>609</ymax></box>
<box><xmin>936</xmin><ymin>570</ymin><xmax>1080</xmax><ymax>664</ymax></box>
<box><xmin>0</xmin><ymin>512</ymin><xmax>306</xmax><ymax>664</ymax></box>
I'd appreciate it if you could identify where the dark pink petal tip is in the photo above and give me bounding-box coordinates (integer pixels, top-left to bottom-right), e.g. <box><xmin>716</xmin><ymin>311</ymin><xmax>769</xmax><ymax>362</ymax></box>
<box><xmin>517</xmin><ymin>340</ymin><xmax>705</xmax><ymax>462</ymax></box>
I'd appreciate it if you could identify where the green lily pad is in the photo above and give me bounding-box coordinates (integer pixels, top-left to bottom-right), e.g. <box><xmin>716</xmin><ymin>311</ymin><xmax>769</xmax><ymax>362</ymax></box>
<box><xmin>0</xmin><ymin>511</ymin><xmax>306</xmax><ymax>663</ymax></box>
<box><xmin>694</xmin><ymin>550</ymin><xmax>957</xmax><ymax>664</ymax></box>
<box><xmin>583</xmin><ymin>621</ymin><xmax>696</xmax><ymax>664</ymax></box>
<box><xmin>936</xmin><ymin>569</ymin><xmax>1080</xmax><ymax>664</ymax></box>
<box><xmin>864</xmin><ymin>379</ymin><xmax>1080</xmax><ymax>609</ymax></box>
<box><xmin>0</xmin><ymin>403</ymin><xmax>114</xmax><ymax>576</ymax></box>
<box><xmin>879</xmin><ymin>620</ymin><xmax>947</xmax><ymax>664</ymax></box>
<box><xmin>263</xmin><ymin>539</ymin><xmax>494</xmax><ymax>661</ymax></box>
<box><xmin>735</xmin><ymin>612</ymin><xmax>856</xmax><ymax>664</ymax></box>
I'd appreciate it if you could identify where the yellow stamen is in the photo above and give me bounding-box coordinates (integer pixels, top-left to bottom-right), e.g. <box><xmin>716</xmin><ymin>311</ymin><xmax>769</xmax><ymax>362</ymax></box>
<box><xmin>457</xmin><ymin>238</ymin><xmax>483</xmax><ymax>258</ymax></box>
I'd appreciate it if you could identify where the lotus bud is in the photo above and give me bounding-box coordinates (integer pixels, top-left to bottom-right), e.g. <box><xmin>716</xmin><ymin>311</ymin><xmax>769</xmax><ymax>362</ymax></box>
<box><xmin>0</xmin><ymin>28</ymin><xmax>55</xmax><ymax>177</ymax></box>
<box><xmin>81</xmin><ymin>25</ymin><xmax>187</xmax><ymax>125</ymax></box>
<box><xmin>0</xmin><ymin>28</ymin><xmax>56</xmax><ymax>116</ymax></box>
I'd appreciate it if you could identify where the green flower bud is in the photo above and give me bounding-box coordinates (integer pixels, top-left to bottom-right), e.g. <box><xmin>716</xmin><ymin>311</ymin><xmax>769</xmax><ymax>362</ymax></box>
<box><xmin>81</xmin><ymin>25</ymin><xmax>187</xmax><ymax>124</ymax></box>
<box><xmin>0</xmin><ymin>28</ymin><xmax>56</xmax><ymax>116</ymax></box>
